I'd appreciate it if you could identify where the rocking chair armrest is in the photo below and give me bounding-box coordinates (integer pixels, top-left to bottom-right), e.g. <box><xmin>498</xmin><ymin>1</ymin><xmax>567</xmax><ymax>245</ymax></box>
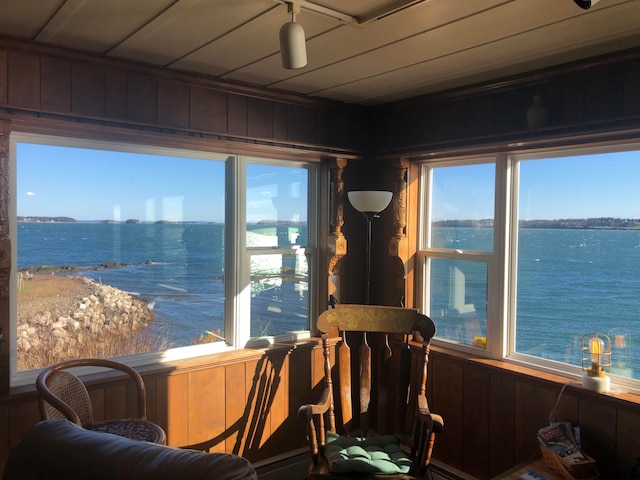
<box><xmin>416</xmin><ymin>394</ymin><xmax>444</xmax><ymax>433</ymax></box>
<box><xmin>419</xmin><ymin>411</ymin><xmax>444</xmax><ymax>434</ymax></box>
<box><xmin>298</xmin><ymin>387</ymin><xmax>334</xmax><ymax>465</ymax></box>
<box><xmin>297</xmin><ymin>386</ymin><xmax>332</xmax><ymax>423</ymax></box>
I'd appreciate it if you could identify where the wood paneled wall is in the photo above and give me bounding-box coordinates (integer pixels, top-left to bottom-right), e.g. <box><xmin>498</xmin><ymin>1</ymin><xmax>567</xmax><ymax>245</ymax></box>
<box><xmin>2</xmin><ymin>339</ymin><xmax>640</xmax><ymax>479</ymax></box>
<box><xmin>0</xmin><ymin>37</ymin><xmax>365</xmax><ymax>154</ymax></box>
<box><xmin>429</xmin><ymin>348</ymin><xmax>640</xmax><ymax>480</ymax></box>
<box><xmin>372</xmin><ymin>47</ymin><xmax>640</xmax><ymax>155</ymax></box>
<box><xmin>0</xmin><ymin>344</ymin><xmax>323</xmax><ymax>476</ymax></box>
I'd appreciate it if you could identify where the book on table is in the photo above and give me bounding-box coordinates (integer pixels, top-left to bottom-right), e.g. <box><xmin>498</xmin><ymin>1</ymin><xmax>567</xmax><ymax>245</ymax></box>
<box><xmin>518</xmin><ymin>470</ymin><xmax>551</xmax><ymax>480</ymax></box>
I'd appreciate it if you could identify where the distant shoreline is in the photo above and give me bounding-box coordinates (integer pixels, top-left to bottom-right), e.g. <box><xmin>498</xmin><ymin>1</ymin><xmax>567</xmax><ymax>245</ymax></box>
<box><xmin>434</xmin><ymin>218</ymin><xmax>640</xmax><ymax>230</ymax></box>
<box><xmin>18</xmin><ymin>216</ymin><xmax>640</xmax><ymax>229</ymax></box>
<box><xmin>17</xmin><ymin>261</ymin><xmax>153</xmax><ymax>275</ymax></box>
<box><xmin>17</xmin><ymin>217</ymin><xmax>306</xmax><ymax>226</ymax></box>
<box><xmin>18</xmin><ymin>217</ymin><xmax>219</xmax><ymax>225</ymax></box>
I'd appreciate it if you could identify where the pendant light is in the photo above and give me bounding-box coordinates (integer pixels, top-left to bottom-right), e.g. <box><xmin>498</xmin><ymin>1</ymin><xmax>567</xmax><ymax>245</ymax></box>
<box><xmin>279</xmin><ymin>2</ymin><xmax>307</xmax><ymax>69</ymax></box>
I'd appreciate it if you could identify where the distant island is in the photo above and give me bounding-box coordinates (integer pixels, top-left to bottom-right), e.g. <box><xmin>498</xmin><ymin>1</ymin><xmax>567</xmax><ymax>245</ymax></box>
<box><xmin>19</xmin><ymin>216</ymin><xmax>76</xmax><ymax>223</ymax></box>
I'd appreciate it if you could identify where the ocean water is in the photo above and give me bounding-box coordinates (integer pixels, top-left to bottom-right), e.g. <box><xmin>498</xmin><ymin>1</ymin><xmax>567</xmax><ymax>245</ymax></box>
<box><xmin>17</xmin><ymin>223</ymin><xmax>640</xmax><ymax>378</ymax></box>
<box><xmin>18</xmin><ymin>222</ymin><xmax>226</xmax><ymax>346</ymax></box>
<box><xmin>429</xmin><ymin>226</ymin><xmax>640</xmax><ymax>379</ymax></box>
<box><xmin>515</xmin><ymin>227</ymin><xmax>640</xmax><ymax>376</ymax></box>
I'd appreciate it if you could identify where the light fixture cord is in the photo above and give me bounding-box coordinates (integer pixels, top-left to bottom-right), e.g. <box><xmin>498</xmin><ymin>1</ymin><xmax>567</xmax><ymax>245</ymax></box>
<box><xmin>547</xmin><ymin>380</ymin><xmax>578</xmax><ymax>424</ymax></box>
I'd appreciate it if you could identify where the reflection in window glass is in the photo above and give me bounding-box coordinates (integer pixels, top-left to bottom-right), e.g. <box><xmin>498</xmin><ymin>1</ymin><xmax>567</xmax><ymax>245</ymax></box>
<box><xmin>429</xmin><ymin>258</ymin><xmax>487</xmax><ymax>347</ymax></box>
<box><xmin>430</xmin><ymin>163</ymin><xmax>495</xmax><ymax>250</ymax></box>
<box><xmin>250</xmin><ymin>252</ymin><xmax>309</xmax><ymax>337</ymax></box>
<box><xmin>246</xmin><ymin>163</ymin><xmax>310</xmax><ymax>337</ymax></box>
<box><xmin>16</xmin><ymin>141</ymin><xmax>226</xmax><ymax>371</ymax></box>
<box><xmin>516</xmin><ymin>153</ymin><xmax>640</xmax><ymax>379</ymax></box>
<box><xmin>246</xmin><ymin>164</ymin><xmax>307</xmax><ymax>246</ymax></box>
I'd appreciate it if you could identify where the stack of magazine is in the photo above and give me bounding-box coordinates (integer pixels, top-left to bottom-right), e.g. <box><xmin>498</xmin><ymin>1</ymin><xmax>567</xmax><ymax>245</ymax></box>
<box><xmin>536</xmin><ymin>422</ymin><xmax>590</xmax><ymax>465</ymax></box>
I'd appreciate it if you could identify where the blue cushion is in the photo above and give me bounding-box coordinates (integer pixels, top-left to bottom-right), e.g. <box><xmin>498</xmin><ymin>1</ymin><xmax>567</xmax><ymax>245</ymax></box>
<box><xmin>324</xmin><ymin>432</ymin><xmax>413</xmax><ymax>474</ymax></box>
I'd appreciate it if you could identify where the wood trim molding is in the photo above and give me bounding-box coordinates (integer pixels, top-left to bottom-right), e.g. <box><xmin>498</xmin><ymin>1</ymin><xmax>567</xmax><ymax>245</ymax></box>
<box><xmin>390</xmin><ymin>46</ymin><xmax>640</xmax><ymax>107</ymax></box>
<box><xmin>2</xmin><ymin>114</ymin><xmax>361</xmax><ymax>162</ymax></box>
<box><xmin>0</xmin><ymin>36</ymin><xmax>349</xmax><ymax>110</ymax></box>
<box><xmin>327</xmin><ymin>158</ymin><xmax>348</xmax><ymax>305</ymax></box>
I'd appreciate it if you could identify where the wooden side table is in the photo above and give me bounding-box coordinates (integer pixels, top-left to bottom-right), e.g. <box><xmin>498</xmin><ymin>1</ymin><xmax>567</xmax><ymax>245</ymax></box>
<box><xmin>490</xmin><ymin>456</ymin><xmax>564</xmax><ymax>479</ymax></box>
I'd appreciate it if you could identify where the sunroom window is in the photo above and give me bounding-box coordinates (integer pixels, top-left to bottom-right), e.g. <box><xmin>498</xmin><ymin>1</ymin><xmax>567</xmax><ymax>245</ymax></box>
<box><xmin>419</xmin><ymin>161</ymin><xmax>495</xmax><ymax>349</ymax></box>
<box><xmin>418</xmin><ymin>143</ymin><xmax>640</xmax><ymax>388</ymax></box>
<box><xmin>512</xmin><ymin>149</ymin><xmax>640</xmax><ymax>381</ymax></box>
<box><xmin>245</xmin><ymin>162</ymin><xmax>310</xmax><ymax>340</ymax></box>
<box><xmin>11</xmin><ymin>133</ymin><xmax>316</xmax><ymax>386</ymax></box>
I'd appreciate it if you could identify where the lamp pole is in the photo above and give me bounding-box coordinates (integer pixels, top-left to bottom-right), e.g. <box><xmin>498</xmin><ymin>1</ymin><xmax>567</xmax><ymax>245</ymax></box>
<box><xmin>361</xmin><ymin>211</ymin><xmax>377</xmax><ymax>305</ymax></box>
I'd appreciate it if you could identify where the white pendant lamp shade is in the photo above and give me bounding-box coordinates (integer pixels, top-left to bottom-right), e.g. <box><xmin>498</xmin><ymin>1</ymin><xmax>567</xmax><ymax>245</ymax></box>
<box><xmin>280</xmin><ymin>20</ymin><xmax>307</xmax><ymax>69</ymax></box>
<box><xmin>348</xmin><ymin>191</ymin><xmax>393</xmax><ymax>213</ymax></box>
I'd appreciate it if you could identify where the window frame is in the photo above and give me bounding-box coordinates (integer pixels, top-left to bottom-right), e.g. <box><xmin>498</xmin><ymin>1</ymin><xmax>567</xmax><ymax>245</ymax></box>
<box><xmin>416</xmin><ymin>141</ymin><xmax>640</xmax><ymax>393</ymax></box>
<box><xmin>417</xmin><ymin>157</ymin><xmax>503</xmax><ymax>356</ymax></box>
<box><xmin>9</xmin><ymin>131</ymin><xmax>320</xmax><ymax>388</ymax></box>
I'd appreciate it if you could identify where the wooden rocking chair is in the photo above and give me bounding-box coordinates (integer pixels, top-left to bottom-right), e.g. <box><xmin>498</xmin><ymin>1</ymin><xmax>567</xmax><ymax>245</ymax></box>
<box><xmin>298</xmin><ymin>304</ymin><xmax>444</xmax><ymax>479</ymax></box>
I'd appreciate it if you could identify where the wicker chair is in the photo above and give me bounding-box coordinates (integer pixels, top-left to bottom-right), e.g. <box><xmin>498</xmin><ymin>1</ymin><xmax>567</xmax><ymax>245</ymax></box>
<box><xmin>36</xmin><ymin>358</ymin><xmax>166</xmax><ymax>444</ymax></box>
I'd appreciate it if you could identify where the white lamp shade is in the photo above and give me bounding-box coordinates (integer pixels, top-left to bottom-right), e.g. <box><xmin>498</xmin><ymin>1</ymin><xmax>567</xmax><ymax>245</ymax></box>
<box><xmin>348</xmin><ymin>191</ymin><xmax>393</xmax><ymax>213</ymax></box>
<box><xmin>279</xmin><ymin>21</ymin><xmax>307</xmax><ymax>69</ymax></box>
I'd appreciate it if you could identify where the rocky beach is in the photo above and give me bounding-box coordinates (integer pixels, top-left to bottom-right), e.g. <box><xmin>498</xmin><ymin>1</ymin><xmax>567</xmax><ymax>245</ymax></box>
<box><xmin>17</xmin><ymin>273</ymin><xmax>157</xmax><ymax>370</ymax></box>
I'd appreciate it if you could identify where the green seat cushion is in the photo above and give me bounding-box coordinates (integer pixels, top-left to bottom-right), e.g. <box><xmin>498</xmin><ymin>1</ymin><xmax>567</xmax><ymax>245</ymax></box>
<box><xmin>324</xmin><ymin>432</ymin><xmax>413</xmax><ymax>474</ymax></box>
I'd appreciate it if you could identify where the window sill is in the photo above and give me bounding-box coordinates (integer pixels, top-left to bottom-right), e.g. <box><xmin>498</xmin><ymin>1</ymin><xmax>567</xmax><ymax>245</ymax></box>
<box><xmin>3</xmin><ymin>339</ymin><xmax>321</xmax><ymax>400</ymax></box>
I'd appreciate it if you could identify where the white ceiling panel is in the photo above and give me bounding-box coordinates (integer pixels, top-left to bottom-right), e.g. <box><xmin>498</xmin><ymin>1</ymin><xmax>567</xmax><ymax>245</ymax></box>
<box><xmin>37</xmin><ymin>0</ymin><xmax>176</xmax><ymax>54</ymax></box>
<box><xmin>316</xmin><ymin>7</ymin><xmax>640</xmax><ymax>104</ymax></box>
<box><xmin>0</xmin><ymin>0</ymin><xmax>65</xmax><ymax>38</ymax></box>
<box><xmin>174</xmin><ymin>5</ymin><xmax>337</xmax><ymax>77</ymax></box>
<box><xmin>110</xmin><ymin>0</ymin><xmax>277</xmax><ymax>66</ymax></box>
<box><xmin>0</xmin><ymin>0</ymin><xmax>637</xmax><ymax>105</ymax></box>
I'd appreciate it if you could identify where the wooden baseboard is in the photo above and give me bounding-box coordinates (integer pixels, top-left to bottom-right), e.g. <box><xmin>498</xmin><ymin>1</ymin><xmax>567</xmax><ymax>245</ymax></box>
<box><xmin>254</xmin><ymin>449</ymin><xmax>309</xmax><ymax>480</ymax></box>
<box><xmin>430</xmin><ymin>460</ymin><xmax>480</xmax><ymax>480</ymax></box>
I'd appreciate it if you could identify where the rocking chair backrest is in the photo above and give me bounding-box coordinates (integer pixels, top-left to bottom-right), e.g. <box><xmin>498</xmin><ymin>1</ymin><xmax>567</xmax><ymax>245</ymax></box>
<box><xmin>317</xmin><ymin>304</ymin><xmax>436</xmax><ymax>437</ymax></box>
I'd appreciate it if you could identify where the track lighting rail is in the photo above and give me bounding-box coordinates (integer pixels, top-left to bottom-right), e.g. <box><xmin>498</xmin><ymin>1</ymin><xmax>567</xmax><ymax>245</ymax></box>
<box><xmin>273</xmin><ymin>0</ymin><xmax>427</xmax><ymax>26</ymax></box>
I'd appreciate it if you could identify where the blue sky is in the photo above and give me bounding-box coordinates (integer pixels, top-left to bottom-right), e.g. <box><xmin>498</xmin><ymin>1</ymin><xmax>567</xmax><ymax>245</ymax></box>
<box><xmin>17</xmin><ymin>143</ymin><xmax>639</xmax><ymax>222</ymax></box>
<box><xmin>432</xmin><ymin>150</ymin><xmax>640</xmax><ymax>221</ymax></box>
<box><xmin>17</xmin><ymin>143</ymin><xmax>308</xmax><ymax>223</ymax></box>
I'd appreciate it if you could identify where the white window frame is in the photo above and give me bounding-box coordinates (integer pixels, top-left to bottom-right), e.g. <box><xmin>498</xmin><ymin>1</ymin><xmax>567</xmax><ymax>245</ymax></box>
<box><xmin>417</xmin><ymin>142</ymin><xmax>640</xmax><ymax>394</ymax></box>
<box><xmin>9</xmin><ymin>132</ymin><xmax>318</xmax><ymax>387</ymax></box>
<box><xmin>417</xmin><ymin>157</ymin><xmax>502</xmax><ymax>357</ymax></box>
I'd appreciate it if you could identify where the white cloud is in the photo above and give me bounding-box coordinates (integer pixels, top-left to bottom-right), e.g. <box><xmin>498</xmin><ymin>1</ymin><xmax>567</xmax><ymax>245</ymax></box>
<box><xmin>26</xmin><ymin>192</ymin><xmax>35</xmax><ymax>196</ymax></box>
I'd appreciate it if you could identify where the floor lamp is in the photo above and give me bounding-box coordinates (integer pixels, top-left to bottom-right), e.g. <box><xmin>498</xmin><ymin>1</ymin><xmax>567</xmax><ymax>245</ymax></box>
<box><xmin>347</xmin><ymin>191</ymin><xmax>393</xmax><ymax>304</ymax></box>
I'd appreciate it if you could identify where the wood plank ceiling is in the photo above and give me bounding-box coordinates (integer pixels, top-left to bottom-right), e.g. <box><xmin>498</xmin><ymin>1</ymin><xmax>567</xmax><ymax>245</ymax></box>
<box><xmin>0</xmin><ymin>0</ymin><xmax>639</xmax><ymax>106</ymax></box>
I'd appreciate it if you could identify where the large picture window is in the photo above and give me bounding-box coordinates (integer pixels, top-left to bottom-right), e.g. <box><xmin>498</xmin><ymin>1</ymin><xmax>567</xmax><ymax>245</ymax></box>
<box><xmin>418</xmin><ymin>143</ymin><xmax>640</xmax><ymax>388</ymax></box>
<box><xmin>11</xmin><ymin>133</ymin><xmax>317</xmax><ymax>385</ymax></box>
<box><xmin>513</xmin><ymin>150</ymin><xmax>640</xmax><ymax>380</ymax></box>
